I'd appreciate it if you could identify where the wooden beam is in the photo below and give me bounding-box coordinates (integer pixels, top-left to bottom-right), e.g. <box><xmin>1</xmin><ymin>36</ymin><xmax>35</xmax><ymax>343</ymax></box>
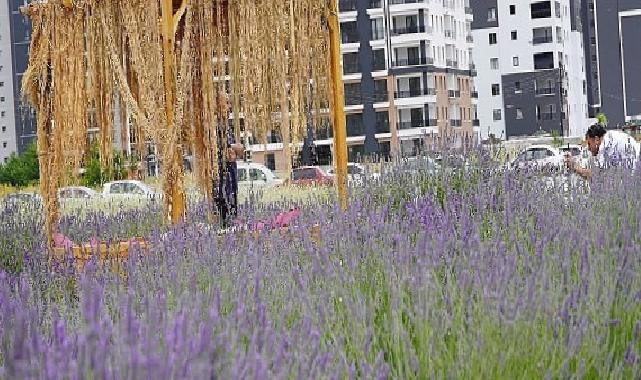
<box><xmin>161</xmin><ymin>0</ymin><xmax>185</xmax><ymax>223</ymax></box>
<box><xmin>327</xmin><ymin>2</ymin><xmax>348</xmax><ymax>210</ymax></box>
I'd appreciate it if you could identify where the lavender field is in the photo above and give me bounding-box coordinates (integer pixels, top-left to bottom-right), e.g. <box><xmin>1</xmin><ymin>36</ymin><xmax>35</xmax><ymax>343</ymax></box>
<box><xmin>1</xmin><ymin>155</ymin><xmax>641</xmax><ymax>379</ymax></box>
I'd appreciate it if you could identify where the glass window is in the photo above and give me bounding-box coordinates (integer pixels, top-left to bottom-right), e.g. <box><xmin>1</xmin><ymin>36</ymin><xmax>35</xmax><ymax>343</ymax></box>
<box><xmin>293</xmin><ymin>168</ymin><xmax>317</xmax><ymax>180</ymax></box>
<box><xmin>516</xmin><ymin>108</ymin><xmax>523</xmax><ymax>119</ymax></box>
<box><xmin>511</xmin><ymin>31</ymin><xmax>517</xmax><ymax>40</ymax></box>
<box><xmin>249</xmin><ymin>168</ymin><xmax>267</xmax><ymax>181</ymax></box>
<box><xmin>510</xmin><ymin>5</ymin><xmax>516</xmax><ymax>15</ymax></box>
<box><xmin>513</xmin><ymin>56</ymin><xmax>519</xmax><ymax>66</ymax></box>
<box><xmin>489</xmin><ymin>33</ymin><xmax>497</xmax><ymax>45</ymax></box>
<box><xmin>491</xmin><ymin>84</ymin><xmax>501</xmax><ymax>96</ymax></box>
<box><xmin>490</xmin><ymin>58</ymin><xmax>499</xmax><ymax>70</ymax></box>
<box><xmin>237</xmin><ymin>168</ymin><xmax>248</xmax><ymax>181</ymax></box>
<box><xmin>493</xmin><ymin>109</ymin><xmax>502</xmax><ymax>121</ymax></box>
<box><xmin>487</xmin><ymin>7</ymin><xmax>497</xmax><ymax>21</ymax></box>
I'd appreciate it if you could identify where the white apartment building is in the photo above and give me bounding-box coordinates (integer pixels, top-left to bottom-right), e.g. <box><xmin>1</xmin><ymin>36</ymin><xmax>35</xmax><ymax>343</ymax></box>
<box><xmin>250</xmin><ymin>0</ymin><xmax>479</xmax><ymax>171</ymax></box>
<box><xmin>472</xmin><ymin>0</ymin><xmax>590</xmax><ymax>140</ymax></box>
<box><xmin>0</xmin><ymin>0</ymin><xmax>18</xmax><ymax>164</ymax></box>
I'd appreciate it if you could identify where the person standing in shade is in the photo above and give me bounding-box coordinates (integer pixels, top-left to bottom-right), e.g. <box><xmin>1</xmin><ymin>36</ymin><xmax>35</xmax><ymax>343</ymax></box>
<box><xmin>566</xmin><ymin>124</ymin><xmax>640</xmax><ymax>180</ymax></box>
<box><xmin>214</xmin><ymin>122</ymin><xmax>245</xmax><ymax>227</ymax></box>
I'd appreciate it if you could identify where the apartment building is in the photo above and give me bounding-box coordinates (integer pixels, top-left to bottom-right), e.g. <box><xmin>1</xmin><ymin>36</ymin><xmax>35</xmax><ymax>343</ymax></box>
<box><xmin>0</xmin><ymin>0</ymin><xmax>37</xmax><ymax>163</ymax></box>
<box><xmin>250</xmin><ymin>0</ymin><xmax>478</xmax><ymax>172</ymax></box>
<box><xmin>580</xmin><ymin>0</ymin><xmax>641</xmax><ymax>128</ymax></box>
<box><xmin>472</xmin><ymin>0</ymin><xmax>590</xmax><ymax>140</ymax></box>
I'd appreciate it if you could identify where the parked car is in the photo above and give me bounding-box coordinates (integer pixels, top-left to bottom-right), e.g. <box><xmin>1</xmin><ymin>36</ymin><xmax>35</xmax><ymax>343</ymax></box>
<box><xmin>237</xmin><ymin>162</ymin><xmax>283</xmax><ymax>189</ymax></box>
<box><xmin>326</xmin><ymin>163</ymin><xmax>381</xmax><ymax>185</ymax></box>
<box><xmin>2</xmin><ymin>192</ymin><xmax>42</xmax><ymax>208</ymax></box>
<box><xmin>290</xmin><ymin>166</ymin><xmax>333</xmax><ymax>186</ymax></box>
<box><xmin>102</xmin><ymin>180</ymin><xmax>159</xmax><ymax>199</ymax></box>
<box><xmin>58</xmin><ymin>186</ymin><xmax>98</xmax><ymax>200</ymax></box>
<box><xmin>510</xmin><ymin>145</ymin><xmax>564</xmax><ymax>170</ymax></box>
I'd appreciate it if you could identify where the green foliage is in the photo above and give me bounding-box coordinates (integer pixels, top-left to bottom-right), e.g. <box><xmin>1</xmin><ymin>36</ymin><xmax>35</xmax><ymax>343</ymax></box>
<box><xmin>597</xmin><ymin>113</ymin><xmax>608</xmax><ymax>127</ymax></box>
<box><xmin>0</xmin><ymin>143</ymin><xmax>40</xmax><ymax>187</ymax></box>
<box><xmin>551</xmin><ymin>130</ymin><xmax>564</xmax><ymax>148</ymax></box>
<box><xmin>81</xmin><ymin>141</ymin><xmax>128</xmax><ymax>187</ymax></box>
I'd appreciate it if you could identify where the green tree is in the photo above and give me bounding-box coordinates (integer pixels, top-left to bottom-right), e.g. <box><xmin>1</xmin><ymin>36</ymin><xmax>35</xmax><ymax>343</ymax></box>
<box><xmin>0</xmin><ymin>143</ymin><xmax>40</xmax><ymax>187</ymax></box>
<box><xmin>81</xmin><ymin>141</ymin><xmax>128</xmax><ymax>187</ymax></box>
<box><xmin>596</xmin><ymin>113</ymin><xmax>608</xmax><ymax>127</ymax></box>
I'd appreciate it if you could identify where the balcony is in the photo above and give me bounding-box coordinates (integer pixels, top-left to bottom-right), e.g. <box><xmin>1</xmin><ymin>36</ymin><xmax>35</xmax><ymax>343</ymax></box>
<box><xmin>535</xmin><ymin>87</ymin><xmax>555</xmax><ymax>95</ymax></box>
<box><xmin>339</xmin><ymin>0</ymin><xmax>357</xmax><ymax>12</ymax></box>
<box><xmin>376</xmin><ymin>122</ymin><xmax>390</xmax><ymax>134</ymax></box>
<box><xmin>369</xmin><ymin>0</ymin><xmax>382</xmax><ymax>8</ymax></box>
<box><xmin>448</xmin><ymin>90</ymin><xmax>461</xmax><ymax>98</ymax></box>
<box><xmin>533</xmin><ymin>36</ymin><xmax>553</xmax><ymax>45</ymax></box>
<box><xmin>444</xmin><ymin>30</ymin><xmax>454</xmax><ymax>38</ymax></box>
<box><xmin>466</xmin><ymin>35</ymin><xmax>474</xmax><ymax>43</ymax></box>
<box><xmin>373</xmin><ymin>92</ymin><xmax>388</xmax><ymax>102</ymax></box>
<box><xmin>446</xmin><ymin>59</ymin><xmax>458</xmax><ymax>68</ymax></box>
<box><xmin>395</xmin><ymin>88</ymin><xmax>436</xmax><ymax>98</ymax></box>
<box><xmin>450</xmin><ymin>119</ymin><xmax>462</xmax><ymax>127</ymax></box>
<box><xmin>391</xmin><ymin>25</ymin><xmax>425</xmax><ymax>36</ymax></box>
<box><xmin>398</xmin><ymin>120</ymin><xmax>428</xmax><ymax>130</ymax></box>
<box><xmin>341</xmin><ymin>33</ymin><xmax>359</xmax><ymax>44</ymax></box>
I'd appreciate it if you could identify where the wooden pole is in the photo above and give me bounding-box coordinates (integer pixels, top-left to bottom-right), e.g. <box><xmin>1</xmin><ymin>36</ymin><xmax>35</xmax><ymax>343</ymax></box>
<box><xmin>160</xmin><ymin>0</ymin><xmax>185</xmax><ymax>223</ymax></box>
<box><xmin>327</xmin><ymin>1</ymin><xmax>348</xmax><ymax>210</ymax></box>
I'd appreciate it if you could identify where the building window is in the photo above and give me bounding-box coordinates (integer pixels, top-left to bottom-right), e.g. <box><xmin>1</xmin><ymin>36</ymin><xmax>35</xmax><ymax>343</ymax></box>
<box><xmin>0</xmin><ymin>111</ymin><xmax>4</xmax><ymax>117</ymax></box>
<box><xmin>510</xmin><ymin>4</ymin><xmax>516</xmax><ymax>15</ymax></box>
<box><xmin>511</xmin><ymin>31</ymin><xmax>517</xmax><ymax>40</ymax></box>
<box><xmin>491</xmin><ymin>84</ymin><xmax>501</xmax><ymax>96</ymax></box>
<box><xmin>0</xmin><ymin>97</ymin><xmax>4</xmax><ymax>102</ymax></box>
<box><xmin>1</xmin><ymin>126</ymin><xmax>5</xmax><ymax>132</ymax></box>
<box><xmin>371</xmin><ymin>18</ymin><xmax>385</xmax><ymax>40</ymax></box>
<box><xmin>372</xmin><ymin>49</ymin><xmax>386</xmax><ymax>71</ymax></box>
<box><xmin>487</xmin><ymin>7</ymin><xmax>497</xmax><ymax>22</ymax></box>
<box><xmin>264</xmin><ymin>154</ymin><xmax>276</xmax><ymax>171</ymax></box>
<box><xmin>490</xmin><ymin>58</ymin><xmax>499</xmax><ymax>70</ymax></box>
<box><xmin>3</xmin><ymin>157</ymin><xmax>7</xmax><ymax>163</ymax></box>
<box><xmin>516</xmin><ymin>108</ymin><xmax>524</xmax><ymax>119</ymax></box>
<box><xmin>343</xmin><ymin>52</ymin><xmax>360</xmax><ymax>75</ymax></box>
<box><xmin>2</xmin><ymin>142</ymin><xmax>6</xmax><ymax>148</ymax></box>
<box><xmin>515</xmin><ymin>81</ymin><xmax>522</xmax><ymax>93</ymax></box>
<box><xmin>493</xmin><ymin>109</ymin><xmax>502</xmax><ymax>121</ymax></box>
<box><xmin>489</xmin><ymin>33</ymin><xmax>497</xmax><ymax>45</ymax></box>
<box><xmin>513</xmin><ymin>56</ymin><xmax>519</xmax><ymax>66</ymax></box>
<box><xmin>0</xmin><ymin>81</ymin><xmax>4</xmax><ymax>87</ymax></box>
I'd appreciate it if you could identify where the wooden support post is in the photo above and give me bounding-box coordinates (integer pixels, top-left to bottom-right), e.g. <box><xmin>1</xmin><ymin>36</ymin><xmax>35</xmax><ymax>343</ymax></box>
<box><xmin>327</xmin><ymin>2</ymin><xmax>348</xmax><ymax>210</ymax></box>
<box><xmin>160</xmin><ymin>0</ymin><xmax>185</xmax><ymax>223</ymax></box>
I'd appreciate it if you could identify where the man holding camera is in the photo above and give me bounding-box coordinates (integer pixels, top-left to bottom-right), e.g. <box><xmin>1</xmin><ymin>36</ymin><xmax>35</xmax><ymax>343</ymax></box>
<box><xmin>566</xmin><ymin>124</ymin><xmax>640</xmax><ymax>180</ymax></box>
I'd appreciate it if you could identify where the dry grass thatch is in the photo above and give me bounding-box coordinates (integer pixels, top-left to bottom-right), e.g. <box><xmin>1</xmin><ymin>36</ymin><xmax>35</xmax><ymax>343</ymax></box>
<box><xmin>21</xmin><ymin>0</ymin><xmax>332</xmax><ymax>237</ymax></box>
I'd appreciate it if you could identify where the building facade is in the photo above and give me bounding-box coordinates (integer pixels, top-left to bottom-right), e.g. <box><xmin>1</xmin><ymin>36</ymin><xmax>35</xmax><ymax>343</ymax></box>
<box><xmin>0</xmin><ymin>0</ymin><xmax>36</xmax><ymax>163</ymax></box>
<box><xmin>472</xmin><ymin>0</ymin><xmax>590</xmax><ymax>140</ymax></box>
<box><xmin>581</xmin><ymin>0</ymin><xmax>641</xmax><ymax>128</ymax></box>
<box><xmin>251</xmin><ymin>0</ymin><xmax>478</xmax><ymax>172</ymax></box>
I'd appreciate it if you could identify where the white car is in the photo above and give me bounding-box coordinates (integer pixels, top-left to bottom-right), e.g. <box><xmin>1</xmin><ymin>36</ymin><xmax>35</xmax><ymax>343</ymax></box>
<box><xmin>510</xmin><ymin>145</ymin><xmax>565</xmax><ymax>170</ymax></box>
<box><xmin>102</xmin><ymin>180</ymin><xmax>159</xmax><ymax>199</ymax></box>
<box><xmin>236</xmin><ymin>162</ymin><xmax>283</xmax><ymax>189</ymax></box>
<box><xmin>58</xmin><ymin>186</ymin><xmax>98</xmax><ymax>200</ymax></box>
<box><xmin>326</xmin><ymin>163</ymin><xmax>381</xmax><ymax>185</ymax></box>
